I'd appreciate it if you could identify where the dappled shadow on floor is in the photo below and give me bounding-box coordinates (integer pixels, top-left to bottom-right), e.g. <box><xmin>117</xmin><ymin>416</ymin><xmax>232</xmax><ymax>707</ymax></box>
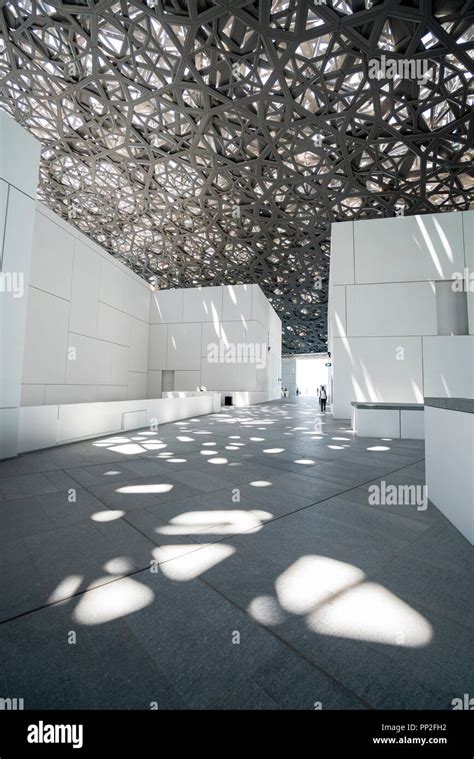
<box><xmin>0</xmin><ymin>399</ymin><xmax>471</xmax><ymax>709</ymax></box>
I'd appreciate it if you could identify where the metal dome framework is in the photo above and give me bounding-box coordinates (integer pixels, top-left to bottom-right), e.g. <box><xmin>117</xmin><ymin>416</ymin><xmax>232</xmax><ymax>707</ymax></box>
<box><xmin>0</xmin><ymin>0</ymin><xmax>472</xmax><ymax>352</ymax></box>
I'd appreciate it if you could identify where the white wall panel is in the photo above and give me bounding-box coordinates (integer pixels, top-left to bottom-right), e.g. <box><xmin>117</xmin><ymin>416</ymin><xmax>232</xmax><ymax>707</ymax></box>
<box><xmin>463</xmin><ymin>210</ymin><xmax>473</xmax><ymax>268</ymax></box>
<box><xmin>251</xmin><ymin>285</ymin><xmax>269</xmax><ymax>326</ymax></box>
<box><xmin>222</xmin><ymin>284</ymin><xmax>252</xmax><ymax>321</ymax></box>
<box><xmin>18</xmin><ymin>405</ymin><xmax>57</xmax><ymax>453</ymax></box>
<box><xmin>201</xmin><ymin>321</ymin><xmax>243</xmax><ymax>354</ymax></box>
<box><xmin>330</xmin><ymin>220</ymin><xmax>354</xmax><ymax>286</ymax></box>
<box><xmin>97</xmin><ymin>386</ymin><xmax>127</xmax><ymax>402</ymax></box>
<box><xmin>167</xmin><ymin>323</ymin><xmax>202</xmax><ymax>370</ymax></box>
<box><xmin>331</xmin><ymin>285</ymin><xmax>347</xmax><ymax>337</ymax></box>
<box><xmin>96</xmin><ymin>301</ymin><xmax>130</xmax><ymax>345</ymax></box>
<box><xmin>122</xmin><ymin>409</ymin><xmax>148</xmax><ymax>431</ymax></box>
<box><xmin>21</xmin><ymin>384</ymin><xmax>45</xmax><ymax>406</ymax></box>
<box><xmin>30</xmin><ymin>212</ymin><xmax>74</xmax><ymax>300</ymax></box>
<box><xmin>354</xmin><ymin>213</ymin><xmax>464</xmax><ymax>284</ymax></box>
<box><xmin>1</xmin><ymin>189</ymin><xmax>37</xmax><ymax>406</ymax></box>
<box><xmin>0</xmin><ymin>111</ymin><xmax>41</xmax><ymax>197</ymax></box>
<box><xmin>148</xmin><ymin>324</ymin><xmax>168</xmax><ymax>370</ymax></box>
<box><xmin>346</xmin><ymin>282</ymin><xmax>437</xmax><ymax>337</ymax></box>
<box><xmin>150</xmin><ymin>289</ymin><xmax>183</xmax><ymax>324</ymax></box>
<box><xmin>125</xmin><ymin>276</ymin><xmax>150</xmax><ymax>322</ymax></box>
<box><xmin>22</xmin><ymin>287</ymin><xmax>69</xmax><ymax>384</ymax></box>
<box><xmin>111</xmin><ymin>344</ymin><xmax>129</xmax><ymax>385</ymax></box>
<box><xmin>422</xmin><ymin>336</ymin><xmax>474</xmax><ymax>398</ymax></box>
<box><xmin>58</xmin><ymin>402</ymin><xmax>121</xmax><ymax>441</ymax></box>
<box><xmin>400</xmin><ymin>410</ymin><xmax>425</xmax><ymax>440</ymax></box>
<box><xmin>174</xmin><ymin>370</ymin><xmax>201</xmax><ymax>391</ymax></box>
<box><xmin>200</xmin><ymin>360</ymin><xmax>257</xmax><ymax>391</ymax></box>
<box><xmin>129</xmin><ymin>317</ymin><xmax>149</xmax><ymax>373</ymax></box>
<box><xmin>353</xmin><ymin>408</ymin><xmax>400</xmax><ymax>438</ymax></box>
<box><xmin>435</xmin><ymin>280</ymin><xmax>468</xmax><ymax>336</ymax></box>
<box><xmin>98</xmin><ymin>257</ymin><xmax>126</xmax><ymax>311</ymax></box>
<box><xmin>463</xmin><ymin>211</ymin><xmax>474</xmax><ymax>335</ymax></box>
<box><xmin>45</xmin><ymin>385</ymin><xmax>98</xmax><ymax>405</ymax></box>
<box><xmin>0</xmin><ymin>180</ymin><xmax>8</xmax><ymax>253</ymax></box>
<box><xmin>244</xmin><ymin>320</ymin><xmax>267</xmax><ymax>345</ymax></box>
<box><xmin>332</xmin><ymin>336</ymin><xmax>423</xmax><ymax>419</ymax></box>
<box><xmin>66</xmin><ymin>333</ymin><xmax>112</xmax><ymax>386</ymax></box>
<box><xmin>69</xmin><ymin>240</ymin><xmax>99</xmax><ymax>338</ymax></box>
<box><xmin>182</xmin><ymin>286</ymin><xmax>223</xmax><ymax>323</ymax></box>
<box><xmin>127</xmin><ymin>371</ymin><xmax>147</xmax><ymax>400</ymax></box>
<box><xmin>147</xmin><ymin>371</ymin><xmax>162</xmax><ymax>399</ymax></box>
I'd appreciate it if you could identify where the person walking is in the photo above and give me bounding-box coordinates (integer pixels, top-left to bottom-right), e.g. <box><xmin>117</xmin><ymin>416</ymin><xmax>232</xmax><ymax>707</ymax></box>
<box><xmin>319</xmin><ymin>385</ymin><xmax>327</xmax><ymax>412</ymax></box>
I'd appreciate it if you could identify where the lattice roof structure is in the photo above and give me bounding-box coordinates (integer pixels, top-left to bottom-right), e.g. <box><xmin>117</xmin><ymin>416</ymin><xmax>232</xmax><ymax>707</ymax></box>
<box><xmin>0</xmin><ymin>0</ymin><xmax>473</xmax><ymax>352</ymax></box>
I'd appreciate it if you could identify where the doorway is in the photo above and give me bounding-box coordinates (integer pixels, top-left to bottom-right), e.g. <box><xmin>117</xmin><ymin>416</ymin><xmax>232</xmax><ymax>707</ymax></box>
<box><xmin>295</xmin><ymin>355</ymin><xmax>330</xmax><ymax>398</ymax></box>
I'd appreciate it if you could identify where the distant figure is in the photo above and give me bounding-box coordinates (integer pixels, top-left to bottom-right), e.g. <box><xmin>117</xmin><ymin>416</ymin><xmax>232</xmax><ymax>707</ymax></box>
<box><xmin>283</xmin><ymin>387</ymin><xmax>288</xmax><ymax>398</ymax></box>
<box><xmin>319</xmin><ymin>385</ymin><xmax>327</xmax><ymax>412</ymax></box>
<box><xmin>296</xmin><ymin>387</ymin><xmax>300</xmax><ymax>396</ymax></box>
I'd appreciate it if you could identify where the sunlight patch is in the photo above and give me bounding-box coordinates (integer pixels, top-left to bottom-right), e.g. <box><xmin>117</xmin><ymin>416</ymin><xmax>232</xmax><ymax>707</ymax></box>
<box><xmin>153</xmin><ymin>544</ymin><xmax>235</xmax><ymax>580</ymax></box>
<box><xmin>307</xmin><ymin>582</ymin><xmax>433</xmax><ymax>647</ymax></box>
<box><xmin>73</xmin><ymin>576</ymin><xmax>154</xmax><ymax>625</ymax></box>
<box><xmin>91</xmin><ymin>510</ymin><xmax>125</xmax><ymax>522</ymax></box>
<box><xmin>116</xmin><ymin>483</ymin><xmax>173</xmax><ymax>494</ymax></box>
<box><xmin>276</xmin><ymin>556</ymin><xmax>364</xmax><ymax>615</ymax></box>
<box><xmin>247</xmin><ymin>595</ymin><xmax>285</xmax><ymax>625</ymax></box>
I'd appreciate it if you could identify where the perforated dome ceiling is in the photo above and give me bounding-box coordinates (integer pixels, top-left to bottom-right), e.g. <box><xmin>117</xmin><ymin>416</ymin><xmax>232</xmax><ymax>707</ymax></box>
<box><xmin>0</xmin><ymin>0</ymin><xmax>472</xmax><ymax>352</ymax></box>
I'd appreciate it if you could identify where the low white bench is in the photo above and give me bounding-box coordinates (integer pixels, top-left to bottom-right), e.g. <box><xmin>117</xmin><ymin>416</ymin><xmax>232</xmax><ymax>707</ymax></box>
<box><xmin>351</xmin><ymin>401</ymin><xmax>424</xmax><ymax>439</ymax></box>
<box><xmin>16</xmin><ymin>395</ymin><xmax>215</xmax><ymax>455</ymax></box>
<box><xmin>162</xmin><ymin>390</ymin><xmax>221</xmax><ymax>413</ymax></box>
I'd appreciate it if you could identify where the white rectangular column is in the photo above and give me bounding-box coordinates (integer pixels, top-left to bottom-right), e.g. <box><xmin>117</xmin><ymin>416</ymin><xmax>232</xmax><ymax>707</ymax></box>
<box><xmin>0</xmin><ymin>113</ymin><xmax>40</xmax><ymax>458</ymax></box>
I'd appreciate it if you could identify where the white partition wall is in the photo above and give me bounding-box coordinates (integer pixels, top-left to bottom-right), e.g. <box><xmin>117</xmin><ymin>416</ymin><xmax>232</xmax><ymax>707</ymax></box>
<box><xmin>328</xmin><ymin>211</ymin><xmax>474</xmax><ymax>419</ymax></box>
<box><xmin>21</xmin><ymin>204</ymin><xmax>151</xmax><ymax>407</ymax></box>
<box><xmin>0</xmin><ymin>112</ymin><xmax>41</xmax><ymax>458</ymax></box>
<box><xmin>149</xmin><ymin>284</ymin><xmax>282</xmax><ymax>404</ymax></box>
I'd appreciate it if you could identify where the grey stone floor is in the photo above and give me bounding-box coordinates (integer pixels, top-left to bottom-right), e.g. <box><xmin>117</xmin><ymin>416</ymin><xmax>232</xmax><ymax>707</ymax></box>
<box><xmin>0</xmin><ymin>398</ymin><xmax>472</xmax><ymax>709</ymax></box>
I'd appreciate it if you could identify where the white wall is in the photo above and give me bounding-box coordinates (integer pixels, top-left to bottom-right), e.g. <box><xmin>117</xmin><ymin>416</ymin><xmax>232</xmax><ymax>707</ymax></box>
<box><xmin>149</xmin><ymin>283</ymin><xmax>282</xmax><ymax>403</ymax></box>
<box><xmin>21</xmin><ymin>213</ymin><xmax>283</xmax><ymax>411</ymax></box>
<box><xmin>329</xmin><ymin>211</ymin><xmax>474</xmax><ymax>418</ymax></box>
<box><xmin>21</xmin><ymin>204</ymin><xmax>151</xmax><ymax>406</ymax></box>
<box><xmin>0</xmin><ymin>112</ymin><xmax>41</xmax><ymax>458</ymax></box>
<box><xmin>425</xmin><ymin>405</ymin><xmax>474</xmax><ymax>544</ymax></box>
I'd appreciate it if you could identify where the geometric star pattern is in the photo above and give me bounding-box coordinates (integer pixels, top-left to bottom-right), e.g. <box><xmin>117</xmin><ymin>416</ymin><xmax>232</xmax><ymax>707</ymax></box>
<box><xmin>0</xmin><ymin>0</ymin><xmax>472</xmax><ymax>352</ymax></box>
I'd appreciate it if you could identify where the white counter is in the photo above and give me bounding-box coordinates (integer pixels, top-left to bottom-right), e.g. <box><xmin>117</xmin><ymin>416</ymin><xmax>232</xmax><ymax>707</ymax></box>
<box><xmin>425</xmin><ymin>398</ymin><xmax>474</xmax><ymax>545</ymax></box>
<box><xmin>351</xmin><ymin>402</ymin><xmax>424</xmax><ymax>439</ymax></box>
